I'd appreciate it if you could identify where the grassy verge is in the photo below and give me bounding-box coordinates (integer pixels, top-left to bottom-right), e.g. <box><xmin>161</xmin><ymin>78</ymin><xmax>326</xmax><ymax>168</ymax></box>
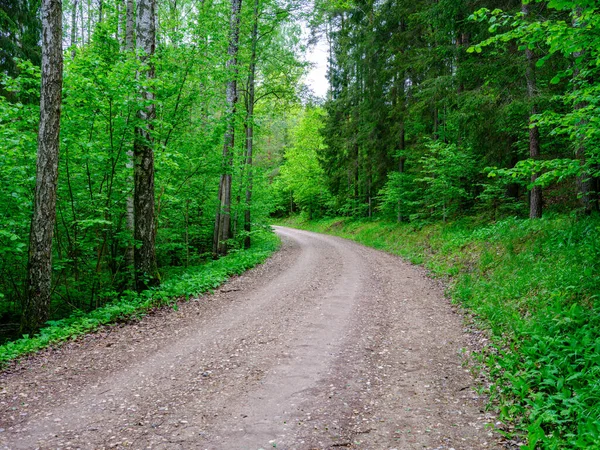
<box><xmin>277</xmin><ymin>214</ymin><xmax>600</xmax><ymax>449</ymax></box>
<box><xmin>0</xmin><ymin>230</ymin><xmax>279</xmax><ymax>366</ymax></box>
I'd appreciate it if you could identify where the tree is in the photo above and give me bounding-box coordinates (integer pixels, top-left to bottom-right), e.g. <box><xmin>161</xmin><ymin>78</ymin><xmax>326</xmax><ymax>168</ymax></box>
<box><xmin>0</xmin><ymin>0</ymin><xmax>303</xmax><ymax>332</ymax></box>
<box><xmin>21</xmin><ymin>0</ymin><xmax>63</xmax><ymax>333</ymax></box>
<box><xmin>276</xmin><ymin>107</ymin><xmax>330</xmax><ymax>219</ymax></box>
<box><xmin>133</xmin><ymin>0</ymin><xmax>158</xmax><ymax>290</ymax></box>
<box><xmin>571</xmin><ymin>4</ymin><xmax>596</xmax><ymax>214</ymax></box>
<box><xmin>125</xmin><ymin>0</ymin><xmax>135</xmax><ymax>276</ymax></box>
<box><xmin>242</xmin><ymin>0</ymin><xmax>259</xmax><ymax>249</ymax></box>
<box><xmin>0</xmin><ymin>0</ymin><xmax>42</xmax><ymax>80</ymax></box>
<box><xmin>125</xmin><ymin>0</ymin><xmax>134</xmax><ymax>51</ymax></box>
<box><xmin>522</xmin><ymin>2</ymin><xmax>542</xmax><ymax>219</ymax></box>
<box><xmin>213</xmin><ymin>0</ymin><xmax>243</xmax><ymax>256</ymax></box>
<box><xmin>471</xmin><ymin>1</ymin><xmax>600</xmax><ymax>215</ymax></box>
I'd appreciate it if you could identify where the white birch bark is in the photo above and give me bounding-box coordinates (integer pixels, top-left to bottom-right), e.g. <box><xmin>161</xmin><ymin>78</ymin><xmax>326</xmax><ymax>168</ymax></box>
<box><xmin>133</xmin><ymin>0</ymin><xmax>158</xmax><ymax>290</ymax></box>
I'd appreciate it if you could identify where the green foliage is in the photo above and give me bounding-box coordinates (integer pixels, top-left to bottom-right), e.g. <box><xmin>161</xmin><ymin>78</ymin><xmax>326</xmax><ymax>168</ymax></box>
<box><xmin>0</xmin><ymin>0</ymin><xmax>41</xmax><ymax>80</ymax></box>
<box><xmin>417</xmin><ymin>141</ymin><xmax>478</xmax><ymax>221</ymax></box>
<box><xmin>377</xmin><ymin>170</ymin><xmax>418</xmax><ymax>221</ymax></box>
<box><xmin>315</xmin><ymin>0</ymin><xmax>599</xmax><ymax>222</ymax></box>
<box><xmin>273</xmin><ymin>106</ymin><xmax>332</xmax><ymax>218</ymax></box>
<box><xmin>280</xmin><ymin>214</ymin><xmax>600</xmax><ymax>449</ymax></box>
<box><xmin>0</xmin><ymin>230</ymin><xmax>279</xmax><ymax>365</ymax></box>
<box><xmin>471</xmin><ymin>1</ymin><xmax>600</xmax><ymax>203</ymax></box>
<box><xmin>0</xmin><ymin>0</ymin><xmax>306</xmax><ymax>340</ymax></box>
<box><xmin>377</xmin><ymin>141</ymin><xmax>480</xmax><ymax>223</ymax></box>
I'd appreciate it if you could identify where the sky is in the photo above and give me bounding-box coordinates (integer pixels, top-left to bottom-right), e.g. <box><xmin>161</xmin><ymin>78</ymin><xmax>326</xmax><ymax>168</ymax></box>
<box><xmin>303</xmin><ymin>33</ymin><xmax>329</xmax><ymax>98</ymax></box>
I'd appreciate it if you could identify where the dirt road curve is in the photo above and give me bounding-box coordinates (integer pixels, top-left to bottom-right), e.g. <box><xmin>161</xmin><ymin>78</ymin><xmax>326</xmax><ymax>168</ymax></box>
<box><xmin>0</xmin><ymin>227</ymin><xmax>499</xmax><ymax>450</ymax></box>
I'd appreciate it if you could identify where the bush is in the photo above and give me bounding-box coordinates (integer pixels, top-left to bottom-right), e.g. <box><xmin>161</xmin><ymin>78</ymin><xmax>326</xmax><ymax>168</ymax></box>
<box><xmin>0</xmin><ymin>230</ymin><xmax>279</xmax><ymax>365</ymax></box>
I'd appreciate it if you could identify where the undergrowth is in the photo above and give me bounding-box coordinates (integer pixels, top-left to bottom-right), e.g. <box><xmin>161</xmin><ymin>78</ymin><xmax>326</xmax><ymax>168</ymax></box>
<box><xmin>278</xmin><ymin>214</ymin><xmax>600</xmax><ymax>449</ymax></box>
<box><xmin>0</xmin><ymin>230</ymin><xmax>279</xmax><ymax>366</ymax></box>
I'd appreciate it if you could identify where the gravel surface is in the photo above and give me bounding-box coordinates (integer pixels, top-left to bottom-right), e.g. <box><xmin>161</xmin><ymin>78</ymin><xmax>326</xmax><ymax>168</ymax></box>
<box><xmin>0</xmin><ymin>226</ymin><xmax>501</xmax><ymax>449</ymax></box>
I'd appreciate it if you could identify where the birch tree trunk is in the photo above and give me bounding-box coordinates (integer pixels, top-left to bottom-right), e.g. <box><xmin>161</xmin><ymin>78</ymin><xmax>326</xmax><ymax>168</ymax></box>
<box><xmin>133</xmin><ymin>0</ymin><xmax>158</xmax><ymax>291</ymax></box>
<box><xmin>125</xmin><ymin>0</ymin><xmax>135</xmax><ymax>274</ymax></box>
<box><xmin>523</xmin><ymin>3</ymin><xmax>542</xmax><ymax>219</ymax></box>
<box><xmin>213</xmin><ymin>0</ymin><xmax>242</xmax><ymax>256</ymax></box>
<box><xmin>243</xmin><ymin>0</ymin><xmax>259</xmax><ymax>250</ymax></box>
<box><xmin>79</xmin><ymin>0</ymin><xmax>85</xmax><ymax>45</ymax></box>
<box><xmin>22</xmin><ymin>0</ymin><xmax>63</xmax><ymax>333</ymax></box>
<box><xmin>86</xmin><ymin>0</ymin><xmax>91</xmax><ymax>44</ymax></box>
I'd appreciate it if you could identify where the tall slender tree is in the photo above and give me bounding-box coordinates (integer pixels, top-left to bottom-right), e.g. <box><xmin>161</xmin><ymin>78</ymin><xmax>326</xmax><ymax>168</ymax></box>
<box><xmin>125</xmin><ymin>0</ymin><xmax>135</xmax><ymax>275</ymax></box>
<box><xmin>133</xmin><ymin>0</ymin><xmax>158</xmax><ymax>290</ymax></box>
<box><xmin>70</xmin><ymin>0</ymin><xmax>78</xmax><ymax>59</ymax></box>
<box><xmin>523</xmin><ymin>2</ymin><xmax>542</xmax><ymax>219</ymax></box>
<box><xmin>21</xmin><ymin>0</ymin><xmax>64</xmax><ymax>333</ymax></box>
<box><xmin>213</xmin><ymin>0</ymin><xmax>243</xmax><ymax>256</ymax></box>
<box><xmin>125</xmin><ymin>0</ymin><xmax>134</xmax><ymax>51</ymax></box>
<box><xmin>243</xmin><ymin>0</ymin><xmax>259</xmax><ymax>249</ymax></box>
<box><xmin>572</xmin><ymin>5</ymin><xmax>594</xmax><ymax>214</ymax></box>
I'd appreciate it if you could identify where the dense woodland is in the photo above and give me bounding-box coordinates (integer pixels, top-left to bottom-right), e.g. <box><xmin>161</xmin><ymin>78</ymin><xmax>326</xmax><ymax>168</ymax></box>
<box><xmin>1</xmin><ymin>0</ymin><xmax>600</xmax><ymax>446</ymax></box>
<box><xmin>275</xmin><ymin>0</ymin><xmax>600</xmax><ymax>224</ymax></box>
<box><xmin>1</xmin><ymin>0</ymin><xmax>306</xmax><ymax>336</ymax></box>
<box><xmin>3</xmin><ymin>0</ymin><xmax>598</xmax><ymax>333</ymax></box>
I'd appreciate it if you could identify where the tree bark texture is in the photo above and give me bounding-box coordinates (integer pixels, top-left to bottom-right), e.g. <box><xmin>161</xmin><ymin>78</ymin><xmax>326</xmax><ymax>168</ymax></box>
<box><xmin>70</xmin><ymin>0</ymin><xmax>78</xmax><ymax>59</ymax></box>
<box><xmin>124</xmin><ymin>0</ymin><xmax>136</xmax><ymax>278</ymax></box>
<box><xmin>243</xmin><ymin>0</ymin><xmax>259</xmax><ymax>250</ymax></box>
<box><xmin>125</xmin><ymin>0</ymin><xmax>135</xmax><ymax>51</ymax></box>
<box><xmin>116</xmin><ymin>0</ymin><xmax>121</xmax><ymax>46</ymax></box>
<box><xmin>86</xmin><ymin>0</ymin><xmax>91</xmax><ymax>44</ymax></box>
<box><xmin>133</xmin><ymin>0</ymin><xmax>158</xmax><ymax>291</ymax></box>
<box><xmin>213</xmin><ymin>0</ymin><xmax>242</xmax><ymax>256</ymax></box>
<box><xmin>523</xmin><ymin>3</ymin><xmax>542</xmax><ymax>219</ymax></box>
<box><xmin>22</xmin><ymin>0</ymin><xmax>63</xmax><ymax>333</ymax></box>
<box><xmin>79</xmin><ymin>0</ymin><xmax>84</xmax><ymax>45</ymax></box>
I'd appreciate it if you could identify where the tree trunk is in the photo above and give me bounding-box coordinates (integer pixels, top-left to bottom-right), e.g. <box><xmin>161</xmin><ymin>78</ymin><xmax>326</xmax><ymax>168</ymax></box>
<box><xmin>133</xmin><ymin>0</ymin><xmax>158</xmax><ymax>291</ymax></box>
<box><xmin>184</xmin><ymin>199</ymin><xmax>190</xmax><ymax>267</ymax></box>
<box><xmin>22</xmin><ymin>0</ymin><xmax>64</xmax><ymax>334</ymax></box>
<box><xmin>125</xmin><ymin>0</ymin><xmax>134</xmax><ymax>51</ymax></box>
<box><xmin>86</xmin><ymin>0</ymin><xmax>91</xmax><ymax>44</ymax></box>
<box><xmin>213</xmin><ymin>0</ymin><xmax>242</xmax><ymax>256</ymax></box>
<box><xmin>572</xmin><ymin>6</ymin><xmax>595</xmax><ymax>213</ymax></box>
<box><xmin>523</xmin><ymin>3</ymin><xmax>542</xmax><ymax>219</ymax></box>
<box><xmin>398</xmin><ymin>156</ymin><xmax>406</xmax><ymax>224</ymax></box>
<box><xmin>79</xmin><ymin>0</ymin><xmax>85</xmax><ymax>45</ymax></box>
<box><xmin>243</xmin><ymin>0</ymin><xmax>259</xmax><ymax>250</ymax></box>
<box><xmin>124</xmin><ymin>0</ymin><xmax>135</xmax><ymax>279</ymax></box>
<box><xmin>116</xmin><ymin>0</ymin><xmax>121</xmax><ymax>45</ymax></box>
<box><xmin>70</xmin><ymin>0</ymin><xmax>78</xmax><ymax>59</ymax></box>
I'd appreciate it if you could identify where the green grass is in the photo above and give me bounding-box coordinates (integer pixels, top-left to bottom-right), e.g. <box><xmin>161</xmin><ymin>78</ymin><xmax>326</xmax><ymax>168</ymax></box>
<box><xmin>0</xmin><ymin>229</ymin><xmax>280</xmax><ymax>366</ymax></box>
<box><xmin>277</xmin><ymin>214</ymin><xmax>600</xmax><ymax>449</ymax></box>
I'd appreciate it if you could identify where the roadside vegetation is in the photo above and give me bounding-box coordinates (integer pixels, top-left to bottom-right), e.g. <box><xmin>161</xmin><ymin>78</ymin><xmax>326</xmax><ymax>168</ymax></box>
<box><xmin>0</xmin><ymin>230</ymin><xmax>278</xmax><ymax>365</ymax></box>
<box><xmin>268</xmin><ymin>0</ymin><xmax>600</xmax><ymax>447</ymax></box>
<box><xmin>1</xmin><ymin>0</ymin><xmax>304</xmax><ymax>348</ymax></box>
<box><xmin>3</xmin><ymin>0</ymin><xmax>600</xmax><ymax>447</ymax></box>
<box><xmin>278</xmin><ymin>214</ymin><xmax>600</xmax><ymax>449</ymax></box>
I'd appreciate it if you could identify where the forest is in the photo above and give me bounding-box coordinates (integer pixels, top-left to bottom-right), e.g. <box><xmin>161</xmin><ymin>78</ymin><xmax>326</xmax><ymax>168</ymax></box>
<box><xmin>1</xmin><ymin>0</ymin><xmax>600</xmax><ymax>448</ymax></box>
<box><xmin>1</xmin><ymin>0</ymin><xmax>307</xmax><ymax>336</ymax></box>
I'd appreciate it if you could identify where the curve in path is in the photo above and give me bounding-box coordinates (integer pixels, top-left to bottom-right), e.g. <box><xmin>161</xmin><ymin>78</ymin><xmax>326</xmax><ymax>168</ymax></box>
<box><xmin>0</xmin><ymin>227</ymin><xmax>499</xmax><ymax>449</ymax></box>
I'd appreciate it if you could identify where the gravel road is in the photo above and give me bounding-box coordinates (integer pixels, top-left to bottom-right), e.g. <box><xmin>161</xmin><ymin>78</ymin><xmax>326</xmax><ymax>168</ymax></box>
<box><xmin>0</xmin><ymin>226</ymin><xmax>500</xmax><ymax>449</ymax></box>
